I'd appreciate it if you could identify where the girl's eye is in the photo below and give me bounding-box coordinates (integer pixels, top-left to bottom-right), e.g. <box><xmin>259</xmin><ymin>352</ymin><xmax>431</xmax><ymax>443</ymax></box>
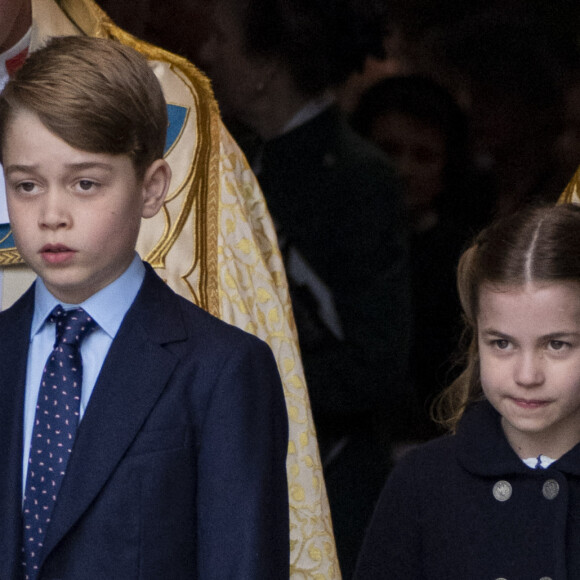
<box><xmin>493</xmin><ymin>339</ymin><xmax>510</xmax><ymax>350</ymax></box>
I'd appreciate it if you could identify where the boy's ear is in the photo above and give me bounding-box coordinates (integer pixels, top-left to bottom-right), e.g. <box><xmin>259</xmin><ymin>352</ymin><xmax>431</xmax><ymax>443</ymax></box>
<box><xmin>141</xmin><ymin>159</ymin><xmax>171</xmax><ymax>218</ymax></box>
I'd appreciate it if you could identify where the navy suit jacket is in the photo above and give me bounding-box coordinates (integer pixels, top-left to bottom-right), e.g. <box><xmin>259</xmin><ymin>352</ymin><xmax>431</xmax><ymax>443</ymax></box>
<box><xmin>0</xmin><ymin>264</ymin><xmax>289</xmax><ymax>579</ymax></box>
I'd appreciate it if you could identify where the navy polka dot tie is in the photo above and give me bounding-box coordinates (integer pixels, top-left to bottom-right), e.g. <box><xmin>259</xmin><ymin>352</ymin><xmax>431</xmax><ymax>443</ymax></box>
<box><xmin>22</xmin><ymin>306</ymin><xmax>97</xmax><ymax>579</ymax></box>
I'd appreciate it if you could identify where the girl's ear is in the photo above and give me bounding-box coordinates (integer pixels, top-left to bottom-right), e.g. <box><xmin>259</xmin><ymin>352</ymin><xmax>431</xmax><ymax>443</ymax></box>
<box><xmin>141</xmin><ymin>159</ymin><xmax>171</xmax><ymax>218</ymax></box>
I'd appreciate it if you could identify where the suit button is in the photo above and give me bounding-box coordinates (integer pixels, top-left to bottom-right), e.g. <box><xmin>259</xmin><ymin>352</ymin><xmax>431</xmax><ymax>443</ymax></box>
<box><xmin>542</xmin><ymin>479</ymin><xmax>559</xmax><ymax>500</ymax></box>
<box><xmin>493</xmin><ymin>480</ymin><xmax>512</xmax><ymax>501</ymax></box>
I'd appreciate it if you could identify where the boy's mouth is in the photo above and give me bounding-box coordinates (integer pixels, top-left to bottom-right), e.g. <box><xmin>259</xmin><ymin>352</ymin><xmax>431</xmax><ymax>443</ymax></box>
<box><xmin>40</xmin><ymin>244</ymin><xmax>76</xmax><ymax>264</ymax></box>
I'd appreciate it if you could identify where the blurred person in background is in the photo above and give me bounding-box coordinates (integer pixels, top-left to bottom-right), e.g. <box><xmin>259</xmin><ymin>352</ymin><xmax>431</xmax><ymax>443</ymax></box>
<box><xmin>555</xmin><ymin>69</ymin><xmax>580</xmax><ymax>186</ymax></box>
<box><xmin>196</xmin><ymin>1</ymin><xmax>412</xmax><ymax>576</ymax></box>
<box><xmin>425</xmin><ymin>8</ymin><xmax>572</xmax><ymax>216</ymax></box>
<box><xmin>352</xmin><ymin>75</ymin><xmax>491</xmax><ymax>442</ymax></box>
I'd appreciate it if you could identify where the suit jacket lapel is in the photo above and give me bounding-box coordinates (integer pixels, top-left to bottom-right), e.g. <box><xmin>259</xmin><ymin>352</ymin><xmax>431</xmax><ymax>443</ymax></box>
<box><xmin>0</xmin><ymin>287</ymin><xmax>34</xmax><ymax>578</ymax></box>
<box><xmin>41</xmin><ymin>268</ymin><xmax>187</xmax><ymax>561</ymax></box>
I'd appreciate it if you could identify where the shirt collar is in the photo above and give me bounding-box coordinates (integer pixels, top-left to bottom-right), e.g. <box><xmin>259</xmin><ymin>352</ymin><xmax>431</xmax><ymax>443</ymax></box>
<box><xmin>251</xmin><ymin>93</ymin><xmax>336</xmax><ymax>174</ymax></box>
<box><xmin>280</xmin><ymin>92</ymin><xmax>336</xmax><ymax>136</ymax></box>
<box><xmin>0</xmin><ymin>27</ymin><xmax>31</xmax><ymax>91</ymax></box>
<box><xmin>522</xmin><ymin>454</ymin><xmax>556</xmax><ymax>470</ymax></box>
<box><xmin>31</xmin><ymin>254</ymin><xmax>146</xmax><ymax>339</ymax></box>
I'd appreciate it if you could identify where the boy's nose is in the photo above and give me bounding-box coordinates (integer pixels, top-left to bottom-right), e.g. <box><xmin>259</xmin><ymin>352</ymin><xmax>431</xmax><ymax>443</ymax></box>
<box><xmin>39</xmin><ymin>192</ymin><xmax>71</xmax><ymax>230</ymax></box>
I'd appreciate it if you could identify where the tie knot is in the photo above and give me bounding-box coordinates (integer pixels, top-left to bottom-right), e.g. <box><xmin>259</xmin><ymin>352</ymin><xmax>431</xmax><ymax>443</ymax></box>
<box><xmin>49</xmin><ymin>305</ymin><xmax>97</xmax><ymax>348</ymax></box>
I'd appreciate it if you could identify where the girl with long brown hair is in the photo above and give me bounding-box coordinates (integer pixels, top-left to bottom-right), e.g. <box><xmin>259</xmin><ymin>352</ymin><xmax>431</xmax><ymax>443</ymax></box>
<box><xmin>356</xmin><ymin>203</ymin><xmax>580</xmax><ymax>579</ymax></box>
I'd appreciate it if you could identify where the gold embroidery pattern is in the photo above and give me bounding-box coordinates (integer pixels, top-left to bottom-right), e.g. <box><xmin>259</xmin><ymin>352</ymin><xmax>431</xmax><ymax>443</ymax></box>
<box><xmin>0</xmin><ymin>228</ymin><xmax>24</xmax><ymax>265</ymax></box>
<box><xmin>559</xmin><ymin>165</ymin><xmax>580</xmax><ymax>204</ymax></box>
<box><xmin>217</xmin><ymin>133</ymin><xmax>339</xmax><ymax>578</ymax></box>
<box><xmin>0</xmin><ymin>248</ymin><xmax>24</xmax><ymax>266</ymax></box>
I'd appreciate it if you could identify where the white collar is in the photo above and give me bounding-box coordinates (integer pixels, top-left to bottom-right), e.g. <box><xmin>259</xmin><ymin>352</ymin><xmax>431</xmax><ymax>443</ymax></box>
<box><xmin>522</xmin><ymin>454</ymin><xmax>556</xmax><ymax>470</ymax></box>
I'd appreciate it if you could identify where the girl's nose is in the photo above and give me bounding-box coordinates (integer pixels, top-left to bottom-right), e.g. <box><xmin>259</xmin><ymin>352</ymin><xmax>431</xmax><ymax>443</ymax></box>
<box><xmin>514</xmin><ymin>352</ymin><xmax>544</xmax><ymax>387</ymax></box>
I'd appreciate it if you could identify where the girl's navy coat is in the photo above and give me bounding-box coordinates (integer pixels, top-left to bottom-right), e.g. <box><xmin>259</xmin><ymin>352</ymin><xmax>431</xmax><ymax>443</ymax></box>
<box><xmin>355</xmin><ymin>401</ymin><xmax>580</xmax><ymax>580</ymax></box>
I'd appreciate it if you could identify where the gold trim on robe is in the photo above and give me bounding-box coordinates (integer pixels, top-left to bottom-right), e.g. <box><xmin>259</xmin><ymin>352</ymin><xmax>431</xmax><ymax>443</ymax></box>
<box><xmin>559</xmin><ymin>165</ymin><xmax>580</xmax><ymax>205</ymax></box>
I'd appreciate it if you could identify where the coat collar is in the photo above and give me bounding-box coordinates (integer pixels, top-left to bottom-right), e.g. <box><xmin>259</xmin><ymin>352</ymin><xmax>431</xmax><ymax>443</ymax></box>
<box><xmin>456</xmin><ymin>400</ymin><xmax>580</xmax><ymax>477</ymax></box>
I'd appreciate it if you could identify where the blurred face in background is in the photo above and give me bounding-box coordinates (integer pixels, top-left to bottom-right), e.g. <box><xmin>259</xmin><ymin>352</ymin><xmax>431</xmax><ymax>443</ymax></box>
<box><xmin>556</xmin><ymin>80</ymin><xmax>580</xmax><ymax>179</ymax></box>
<box><xmin>0</xmin><ymin>0</ymin><xmax>32</xmax><ymax>52</ymax></box>
<box><xmin>370</xmin><ymin>110</ymin><xmax>446</xmax><ymax>214</ymax></box>
<box><xmin>196</xmin><ymin>0</ymin><xmax>272</xmax><ymax>125</ymax></box>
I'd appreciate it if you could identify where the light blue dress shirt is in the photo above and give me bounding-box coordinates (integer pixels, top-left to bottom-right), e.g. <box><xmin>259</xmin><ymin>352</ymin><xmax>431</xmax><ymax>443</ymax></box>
<box><xmin>22</xmin><ymin>254</ymin><xmax>145</xmax><ymax>491</ymax></box>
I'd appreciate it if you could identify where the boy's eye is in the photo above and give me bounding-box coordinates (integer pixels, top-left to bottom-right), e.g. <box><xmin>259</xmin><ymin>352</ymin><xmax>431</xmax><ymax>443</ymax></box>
<box><xmin>549</xmin><ymin>340</ymin><xmax>568</xmax><ymax>351</ymax></box>
<box><xmin>78</xmin><ymin>180</ymin><xmax>96</xmax><ymax>191</ymax></box>
<box><xmin>17</xmin><ymin>182</ymin><xmax>37</xmax><ymax>193</ymax></box>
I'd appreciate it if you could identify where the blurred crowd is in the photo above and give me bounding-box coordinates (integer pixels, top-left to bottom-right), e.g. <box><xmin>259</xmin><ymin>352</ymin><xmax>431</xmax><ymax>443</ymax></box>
<box><xmin>97</xmin><ymin>0</ymin><xmax>580</xmax><ymax>576</ymax></box>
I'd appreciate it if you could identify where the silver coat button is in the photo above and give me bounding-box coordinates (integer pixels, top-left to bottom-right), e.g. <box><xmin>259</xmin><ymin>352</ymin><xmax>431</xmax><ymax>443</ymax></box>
<box><xmin>540</xmin><ymin>577</ymin><xmax>553</xmax><ymax>580</ymax></box>
<box><xmin>542</xmin><ymin>479</ymin><xmax>559</xmax><ymax>500</ymax></box>
<box><xmin>493</xmin><ymin>480</ymin><xmax>512</xmax><ymax>501</ymax></box>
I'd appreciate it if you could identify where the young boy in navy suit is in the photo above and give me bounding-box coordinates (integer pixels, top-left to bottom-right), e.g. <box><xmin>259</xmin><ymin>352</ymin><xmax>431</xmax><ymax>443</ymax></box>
<box><xmin>0</xmin><ymin>35</ymin><xmax>289</xmax><ymax>579</ymax></box>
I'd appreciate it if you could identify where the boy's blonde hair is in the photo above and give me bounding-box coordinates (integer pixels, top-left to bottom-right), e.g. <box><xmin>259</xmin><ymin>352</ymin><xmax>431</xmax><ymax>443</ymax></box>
<box><xmin>0</xmin><ymin>35</ymin><xmax>167</xmax><ymax>177</ymax></box>
<box><xmin>435</xmin><ymin>203</ymin><xmax>580</xmax><ymax>431</ymax></box>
